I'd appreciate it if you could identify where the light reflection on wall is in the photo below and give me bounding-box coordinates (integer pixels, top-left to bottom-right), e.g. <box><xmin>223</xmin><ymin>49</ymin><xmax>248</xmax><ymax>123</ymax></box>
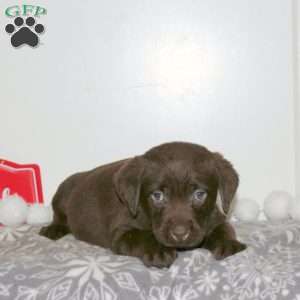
<box><xmin>147</xmin><ymin>35</ymin><xmax>223</xmax><ymax>97</ymax></box>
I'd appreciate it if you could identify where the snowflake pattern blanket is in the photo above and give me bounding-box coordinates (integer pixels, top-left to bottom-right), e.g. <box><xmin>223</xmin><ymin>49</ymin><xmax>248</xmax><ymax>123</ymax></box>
<box><xmin>1</xmin><ymin>221</ymin><xmax>300</xmax><ymax>300</ymax></box>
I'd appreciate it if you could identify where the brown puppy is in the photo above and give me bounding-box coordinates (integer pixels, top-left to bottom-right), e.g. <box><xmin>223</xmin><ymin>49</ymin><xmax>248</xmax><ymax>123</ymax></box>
<box><xmin>40</xmin><ymin>142</ymin><xmax>246</xmax><ymax>267</ymax></box>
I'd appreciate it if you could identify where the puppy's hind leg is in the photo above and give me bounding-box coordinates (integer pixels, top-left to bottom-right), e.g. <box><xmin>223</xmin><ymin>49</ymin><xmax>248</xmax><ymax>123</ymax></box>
<box><xmin>39</xmin><ymin>186</ymin><xmax>71</xmax><ymax>240</ymax></box>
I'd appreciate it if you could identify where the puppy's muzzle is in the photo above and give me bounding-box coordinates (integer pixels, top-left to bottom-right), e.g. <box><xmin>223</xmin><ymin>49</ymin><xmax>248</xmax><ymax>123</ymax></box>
<box><xmin>170</xmin><ymin>225</ymin><xmax>191</xmax><ymax>242</ymax></box>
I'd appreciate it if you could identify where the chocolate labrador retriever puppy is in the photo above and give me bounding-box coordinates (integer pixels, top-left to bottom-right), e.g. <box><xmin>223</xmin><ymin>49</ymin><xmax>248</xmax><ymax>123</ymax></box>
<box><xmin>40</xmin><ymin>142</ymin><xmax>246</xmax><ymax>267</ymax></box>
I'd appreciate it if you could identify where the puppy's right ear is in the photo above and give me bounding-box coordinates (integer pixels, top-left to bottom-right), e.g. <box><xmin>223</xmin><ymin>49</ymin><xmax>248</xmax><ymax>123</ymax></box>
<box><xmin>113</xmin><ymin>156</ymin><xmax>145</xmax><ymax>217</ymax></box>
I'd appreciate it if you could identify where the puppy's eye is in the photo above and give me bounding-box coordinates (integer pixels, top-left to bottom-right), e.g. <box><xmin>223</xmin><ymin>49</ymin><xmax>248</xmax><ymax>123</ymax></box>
<box><xmin>151</xmin><ymin>190</ymin><xmax>165</xmax><ymax>205</ymax></box>
<box><xmin>193</xmin><ymin>189</ymin><xmax>207</xmax><ymax>204</ymax></box>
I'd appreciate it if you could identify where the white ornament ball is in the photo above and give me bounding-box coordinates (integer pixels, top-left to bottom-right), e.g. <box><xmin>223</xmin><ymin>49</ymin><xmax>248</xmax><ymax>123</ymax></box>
<box><xmin>264</xmin><ymin>191</ymin><xmax>292</xmax><ymax>221</ymax></box>
<box><xmin>289</xmin><ymin>198</ymin><xmax>300</xmax><ymax>221</ymax></box>
<box><xmin>233</xmin><ymin>198</ymin><xmax>260</xmax><ymax>222</ymax></box>
<box><xmin>26</xmin><ymin>204</ymin><xmax>53</xmax><ymax>225</ymax></box>
<box><xmin>0</xmin><ymin>195</ymin><xmax>28</xmax><ymax>226</ymax></box>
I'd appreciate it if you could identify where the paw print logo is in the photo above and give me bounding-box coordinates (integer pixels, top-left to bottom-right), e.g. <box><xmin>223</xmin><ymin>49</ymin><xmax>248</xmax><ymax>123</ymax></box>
<box><xmin>5</xmin><ymin>16</ymin><xmax>45</xmax><ymax>48</ymax></box>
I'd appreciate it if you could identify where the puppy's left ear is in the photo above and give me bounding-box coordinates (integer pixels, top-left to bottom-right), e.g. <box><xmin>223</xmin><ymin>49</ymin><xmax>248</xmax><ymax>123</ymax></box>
<box><xmin>213</xmin><ymin>153</ymin><xmax>239</xmax><ymax>215</ymax></box>
<box><xmin>114</xmin><ymin>156</ymin><xmax>145</xmax><ymax>217</ymax></box>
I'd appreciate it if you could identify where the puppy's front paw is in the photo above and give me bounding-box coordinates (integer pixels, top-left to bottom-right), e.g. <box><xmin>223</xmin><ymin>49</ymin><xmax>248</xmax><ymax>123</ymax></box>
<box><xmin>212</xmin><ymin>239</ymin><xmax>246</xmax><ymax>260</ymax></box>
<box><xmin>142</xmin><ymin>246</ymin><xmax>177</xmax><ymax>268</ymax></box>
<box><xmin>113</xmin><ymin>229</ymin><xmax>177</xmax><ymax>268</ymax></box>
<box><xmin>39</xmin><ymin>224</ymin><xmax>70</xmax><ymax>240</ymax></box>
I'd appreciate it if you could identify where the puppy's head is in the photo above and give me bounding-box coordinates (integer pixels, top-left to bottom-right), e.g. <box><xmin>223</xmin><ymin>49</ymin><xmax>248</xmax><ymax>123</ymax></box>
<box><xmin>114</xmin><ymin>142</ymin><xmax>238</xmax><ymax>248</ymax></box>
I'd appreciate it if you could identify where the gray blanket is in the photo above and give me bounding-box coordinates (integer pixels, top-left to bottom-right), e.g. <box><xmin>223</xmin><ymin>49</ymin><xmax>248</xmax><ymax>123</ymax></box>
<box><xmin>1</xmin><ymin>221</ymin><xmax>300</xmax><ymax>300</ymax></box>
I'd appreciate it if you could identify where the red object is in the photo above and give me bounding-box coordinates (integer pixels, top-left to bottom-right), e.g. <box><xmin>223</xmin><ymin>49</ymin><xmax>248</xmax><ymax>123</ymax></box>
<box><xmin>0</xmin><ymin>159</ymin><xmax>44</xmax><ymax>204</ymax></box>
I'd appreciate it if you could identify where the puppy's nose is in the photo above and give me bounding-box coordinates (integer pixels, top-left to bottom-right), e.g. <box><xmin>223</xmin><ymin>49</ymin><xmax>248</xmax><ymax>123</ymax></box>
<box><xmin>170</xmin><ymin>225</ymin><xmax>190</xmax><ymax>242</ymax></box>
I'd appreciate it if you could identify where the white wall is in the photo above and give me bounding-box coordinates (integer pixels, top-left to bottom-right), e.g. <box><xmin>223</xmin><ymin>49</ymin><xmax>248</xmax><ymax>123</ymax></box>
<box><xmin>0</xmin><ymin>0</ymin><xmax>296</xmax><ymax>205</ymax></box>
<box><xmin>294</xmin><ymin>0</ymin><xmax>300</xmax><ymax>198</ymax></box>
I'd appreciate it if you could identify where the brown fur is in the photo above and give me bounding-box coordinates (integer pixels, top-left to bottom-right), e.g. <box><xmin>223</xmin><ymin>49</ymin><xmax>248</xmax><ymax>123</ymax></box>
<box><xmin>40</xmin><ymin>142</ymin><xmax>246</xmax><ymax>267</ymax></box>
